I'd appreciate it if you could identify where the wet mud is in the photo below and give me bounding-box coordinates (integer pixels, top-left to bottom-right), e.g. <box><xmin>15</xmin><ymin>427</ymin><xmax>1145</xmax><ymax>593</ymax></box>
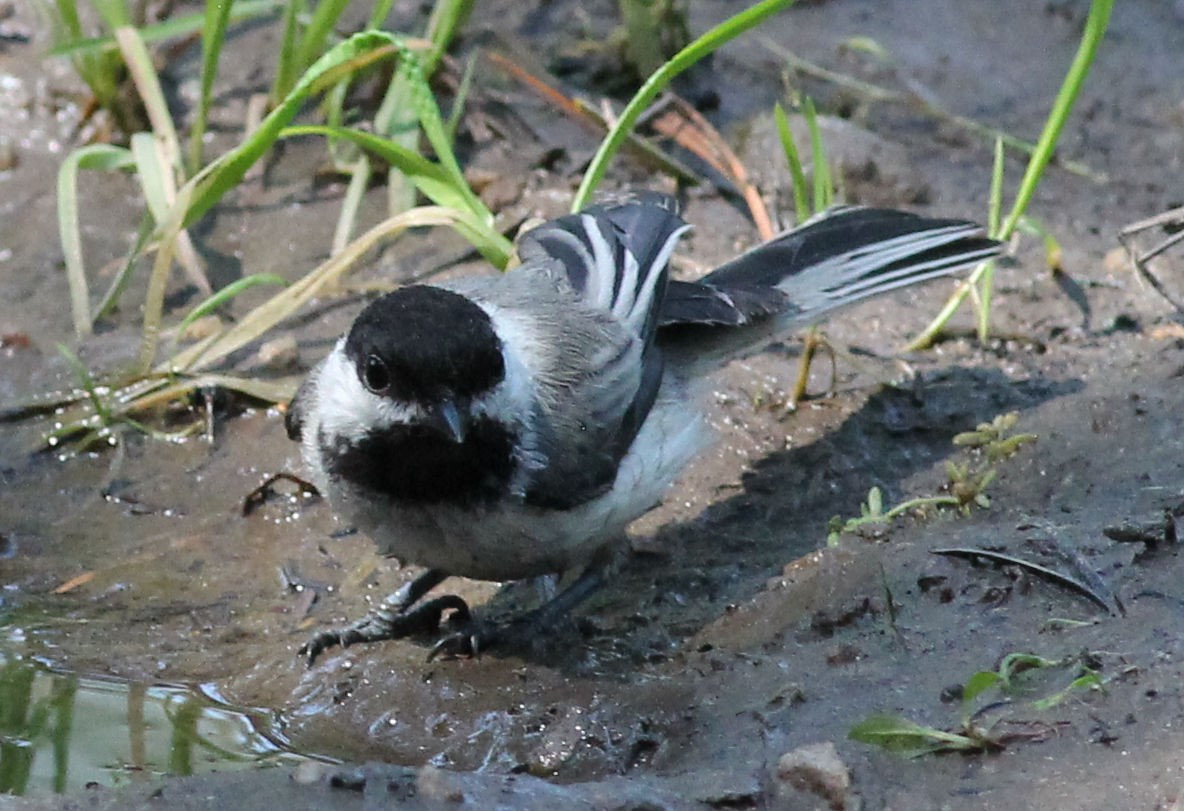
<box><xmin>4</xmin><ymin>0</ymin><xmax>1184</xmax><ymax>808</ymax></box>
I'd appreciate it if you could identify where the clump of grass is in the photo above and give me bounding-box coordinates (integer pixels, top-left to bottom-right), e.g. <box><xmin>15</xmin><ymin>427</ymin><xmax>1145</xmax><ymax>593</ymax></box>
<box><xmin>907</xmin><ymin>0</ymin><xmax>1114</xmax><ymax>348</ymax></box>
<box><xmin>849</xmin><ymin>652</ymin><xmax>1104</xmax><ymax>758</ymax></box>
<box><xmin>19</xmin><ymin>0</ymin><xmax>798</xmax><ymax>449</ymax></box>
<box><xmin>827</xmin><ymin>412</ymin><xmax>1037</xmax><ymax>545</ymax></box>
<box><xmin>33</xmin><ymin>26</ymin><xmax>510</xmax><ymax>447</ymax></box>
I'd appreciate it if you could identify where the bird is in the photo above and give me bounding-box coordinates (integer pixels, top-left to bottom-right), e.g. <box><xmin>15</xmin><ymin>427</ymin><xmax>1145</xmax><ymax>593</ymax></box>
<box><xmin>284</xmin><ymin>192</ymin><xmax>1000</xmax><ymax>664</ymax></box>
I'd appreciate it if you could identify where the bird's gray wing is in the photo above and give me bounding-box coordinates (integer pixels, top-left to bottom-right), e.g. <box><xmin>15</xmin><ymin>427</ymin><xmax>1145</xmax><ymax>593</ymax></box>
<box><xmin>515</xmin><ymin>191</ymin><xmax>689</xmax><ymax>344</ymax></box>
<box><xmin>501</xmin><ymin>194</ymin><xmax>692</xmax><ymax>509</ymax></box>
<box><xmin>519</xmin><ymin>330</ymin><xmax>664</xmax><ymax>510</ymax></box>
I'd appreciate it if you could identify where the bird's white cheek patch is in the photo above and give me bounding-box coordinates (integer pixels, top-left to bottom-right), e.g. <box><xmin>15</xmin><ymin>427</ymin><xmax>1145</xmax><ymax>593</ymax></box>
<box><xmin>315</xmin><ymin>345</ymin><xmax>418</xmax><ymax>443</ymax></box>
<box><xmin>473</xmin><ymin>302</ymin><xmax>540</xmax><ymax>412</ymax></box>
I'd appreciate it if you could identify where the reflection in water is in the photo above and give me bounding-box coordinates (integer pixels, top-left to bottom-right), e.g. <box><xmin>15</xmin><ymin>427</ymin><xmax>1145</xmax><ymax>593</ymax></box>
<box><xmin>0</xmin><ymin>650</ymin><xmax>324</xmax><ymax>797</ymax></box>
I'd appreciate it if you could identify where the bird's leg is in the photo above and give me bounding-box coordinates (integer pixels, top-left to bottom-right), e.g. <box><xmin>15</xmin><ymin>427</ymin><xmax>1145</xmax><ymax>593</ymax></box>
<box><xmin>299</xmin><ymin>568</ymin><xmax>463</xmax><ymax>665</ymax></box>
<box><xmin>428</xmin><ymin>563</ymin><xmax>608</xmax><ymax>660</ymax></box>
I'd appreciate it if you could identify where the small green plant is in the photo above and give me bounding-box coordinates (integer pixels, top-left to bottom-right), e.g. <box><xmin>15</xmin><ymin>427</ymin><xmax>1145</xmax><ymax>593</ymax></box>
<box><xmin>574</xmin><ymin>0</ymin><xmax>796</xmax><ymax>210</ymax></box>
<box><xmin>769</xmin><ymin>96</ymin><xmax>837</xmax><ymax>405</ymax></box>
<box><xmin>906</xmin><ymin>0</ymin><xmax>1114</xmax><ymax>348</ymax></box>
<box><xmin>827</xmin><ymin>412</ymin><xmax>1036</xmax><ymax>545</ymax></box>
<box><xmin>774</xmin><ymin>96</ymin><xmax>835</xmax><ymax>221</ymax></box>
<box><xmin>849</xmin><ymin>652</ymin><xmax>1103</xmax><ymax>757</ymax></box>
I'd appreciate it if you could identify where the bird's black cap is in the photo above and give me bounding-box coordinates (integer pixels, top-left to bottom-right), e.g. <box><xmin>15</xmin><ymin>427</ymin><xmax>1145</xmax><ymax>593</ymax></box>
<box><xmin>344</xmin><ymin>285</ymin><xmax>505</xmax><ymax>403</ymax></box>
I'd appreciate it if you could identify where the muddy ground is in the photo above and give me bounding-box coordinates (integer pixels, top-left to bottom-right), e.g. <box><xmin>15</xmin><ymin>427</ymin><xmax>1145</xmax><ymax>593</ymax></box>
<box><xmin>3</xmin><ymin>0</ymin><xmax>1184</xmax><ymax>808</ymax></box>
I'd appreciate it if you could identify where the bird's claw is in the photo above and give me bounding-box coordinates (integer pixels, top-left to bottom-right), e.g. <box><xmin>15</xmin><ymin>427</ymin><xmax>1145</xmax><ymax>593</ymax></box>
<box><xmin>299</xmin><ymin>594</ymin><xmax>472</xmax><ymax>666</ymax></box>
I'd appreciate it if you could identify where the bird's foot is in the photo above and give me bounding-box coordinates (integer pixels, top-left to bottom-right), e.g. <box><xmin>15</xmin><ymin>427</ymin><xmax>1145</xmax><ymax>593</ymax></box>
<box><xmin>299</xmin><ymin>593</ymin><xmax>471</xmax><ymax>666</ymax></box>
<box><xmin>427</xmin><ymin>611</ymin><xmax>519</xmax><ymax>660</ymax></box>
<box><xmin>427</xmin><ymin>603</ymin><xmax>581</xmax><ymax>661</ymax></box>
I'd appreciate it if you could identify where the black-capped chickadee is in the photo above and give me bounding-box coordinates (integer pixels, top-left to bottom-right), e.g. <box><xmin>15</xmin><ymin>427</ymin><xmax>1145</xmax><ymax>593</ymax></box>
<box><xmin>286</xmin><ymin>193</ymin><xmax>999</xmax><ymax>664</ymax></box>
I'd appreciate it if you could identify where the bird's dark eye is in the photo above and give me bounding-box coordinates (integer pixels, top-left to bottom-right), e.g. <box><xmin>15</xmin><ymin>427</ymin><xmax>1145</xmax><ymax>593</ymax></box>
<box><xmin>363</xmin><ymin>354</ymin><xmax>391</xmax><ymax>393</ymax></box>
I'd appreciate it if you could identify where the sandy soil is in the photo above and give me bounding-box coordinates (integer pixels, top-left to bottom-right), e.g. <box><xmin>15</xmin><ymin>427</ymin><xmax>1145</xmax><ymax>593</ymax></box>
<box><xmin>4</xmin><ymin>0</ymin><xmax>1184</xmax><ymax>808</ymax></box>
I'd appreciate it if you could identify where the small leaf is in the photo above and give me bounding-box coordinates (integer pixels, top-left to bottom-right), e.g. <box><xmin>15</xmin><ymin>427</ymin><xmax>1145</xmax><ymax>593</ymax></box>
<box><xmin>849</xmin><ymin>714</ymin><xmax>978</xmax><ymax>758</ymax></box>
<box><xmin>839</xmin><ymin>35</ymin><xmax>890</xmax><ymax>60</ymax></box>
<box><xmin>175</xmin><ymin>274</ymin><xmax>288</xmax><ymax>338</ymax></box>
<box><xmin>952</xmin><ymin>430</ymin><xmax>989</xmax><ymax>447</ymax></box>
<box><xmin>962</xmin><ymin>671</ymin><xmax>1002</xmax><ymax>705</ymax></box>
<box><xmin>867</xmin><ymin>486</ymin><xmax>883</xmax><ymax>517</ymax></box>
<box><xmin>998</xmin><ymin>653</ymin><xmax>1057</xmax><ymax>688</ymax></box>
<box><xmin>1031</xmin><ymin>671</ymin><xmax>1102</xmax><ymax>711</ymax></box>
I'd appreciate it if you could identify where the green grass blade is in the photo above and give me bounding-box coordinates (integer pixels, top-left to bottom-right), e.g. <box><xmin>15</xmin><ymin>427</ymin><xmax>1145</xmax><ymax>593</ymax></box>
<box><xmin>573</xmin><ymin>0</ymin><xmax>796</xmax><ymax>211</ymax></box>
<box><xmin>421</xmin><ymin>0</ymin><xmax>473</xmax><ymax>74</ymax></box>
<box><xmin>1031</xmin><ymin>671</ymin><xmax>1102</xmax><ymax>711</ymax></box>
<box><xmin>331</xmin><ymin>157</ymin><xmax>373</xmax><ymax>255</ymax></box>
<box><xmin>131</xmin><ymin>132</ymin><xmax>211</xmax><ymax>294</ymax></box>
<box><xmin>182</xmin><ymin>31</ymin><xmax>408</xmax><ymax>230</ymax></box>
<box><xmin>44</xmin><ymin>0</ymin><xmax>124</xmax><ymax>119</ymax></box>
<box><xmin>292</xmin><ymin>0</ymin><xmax>352</xmax><ymax>82</ymax></box>
<box><xmin>977</xmin><ymin>137</ymin><xmax>1006</xmax><ymax>342</ymax></box>
<box><xmin>279</xmin><ymin>124</ymin><xmax>463</xmax><ymax>210</ymax></box>
<box><xmin>175</xmin><ymin>273</ymin><xmax>288</xmax><ymax>338</ymax></box>
<box><xmin>446</xmin><ymin>50</ymin><xmax>478</xmax><ymax>144</ymax></box>
<box><xmin>56</xmin><ymin>144</ymin><xmax>135</xmax><ymax>338</ymax></box>
<box><xmin>188</xmin><ymin>0</ymin><xmax>235</xmax><ymax>174</ymax></box>
<box><xmin>374</xmin><ymin>65</ymin><xmax>420</xmax><ymax>218</ymax></box>
<box><xmin>366</xmin><ymin>0</ymin><xmax>395</xmax><ymax>29</ymax></box>
<box><xmin>987</xmin><ymin>136</ymin><xmax>1005</xmax><ymax>238</ymax></box>
<box><xmin>113</xmin><ymin>25</ymin><xmax>181</xmax><ymax>173</ymax></box>
<box><xmin>49</xmin><ymin>0</ymin><xmax>282</xmax><ymax>57</ymax></box>
<box><xmin>55</xmin><ymin>344</ymin><xmax>109</xmax><ymax>423</ymax></box>
<box><xmin>271</xmin><ymin>0</ymin><xmax>305</xmax><ymax>105</ymax></box>
<box><xmin>998</xmin><ymin>652</ymin><xmax>1057</xmax><ymax>688</ymax></box>
<box><xmin>849</xmin><ymin>714</ymin><xmax>977</xmax><ymax>758</ymax></box>
<box><xmin>138</xmin><ymin>184</ymin><xmax>192</xmax><ymax>373</ymax></box>
<box><xmin>774</xmin><ymin>102</ymin><xmax>809</xmax><ymax>223</ymax></box>
<box><xmin>130</xmin><ymin>132</ymin><xmax>171</xmax><ymax>221</ymax></box>
<box><xmin>962</xmin><ymin>671</ymin><xmax>1002</xmax><ymax>706</ymax></box>
<box><xmin>1016</xmin><ymin>215</ymin><xmax>1062</xmax><ymax>267</ymax></box>
<box><xmin>371</xmin><ymin>0</ymin><xmax>470</xmax><ymax>222</ymax></box>
<box><xmin>906</xmin><ymin>0</ymin><xmax>1113</xmax><ymax>351</ymax></box>
<box><xmin>165</xmin><ymin>206</ymin><xmax>498</xmax><ymax>373</ymax></box>
<box><xmin>93</xmin><ymin>214</ymin><xmax>154</xmax><ymax>321</ymax></box>
<box><xmin>48</xmin><ymin>0</ymin><xmax>85</xmax><ymax>45</ymax></box>
<box><xmin>803</xmin><ymin>97</ymin><xmax>832</xmax><ymax>211</ymax></box>
<box><xmin>280</xmin><ymin>125</ymin><xmax>508</xmax><ymax>265</ymax></box>
<box><xmin>997</xmin><ymin>0</ymin><xmax>1113</xmax><ymax>239</ymax></box>
<box><xmin>91</xmin><ymin>0</ymin><xmax>131</xmax><ymax>29</ymax></box>
<box><xmin>396</xmin><ymin>49</ymin><xmax>490</xmax><ymax>224</ymax></box>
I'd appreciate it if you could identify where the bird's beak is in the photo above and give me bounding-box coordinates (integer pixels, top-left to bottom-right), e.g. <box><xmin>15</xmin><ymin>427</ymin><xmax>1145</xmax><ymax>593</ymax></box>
<box><xmin>423</xmin><ymin>399</ymin><xmax>467</xmax><ymax>444</ymax></box>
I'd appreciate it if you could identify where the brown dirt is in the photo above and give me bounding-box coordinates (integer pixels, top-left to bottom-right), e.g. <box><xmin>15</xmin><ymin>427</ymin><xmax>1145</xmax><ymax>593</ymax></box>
<box><xmin>4</xmin><ymin>0</ymin><xmax>1184</xmax><ymax>808</ymax></box>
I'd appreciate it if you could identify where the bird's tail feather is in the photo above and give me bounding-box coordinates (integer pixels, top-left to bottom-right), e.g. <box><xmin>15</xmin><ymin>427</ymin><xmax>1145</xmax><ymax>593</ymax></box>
<box><xmin>661</xmin><ymin>206</ymin><xmax>999</xmax><ymax>330</ymax></box>
<box><xmin>658</xmin><ymin>206</ymin><xmax>1000</xmax><ymax>373</ymax></box>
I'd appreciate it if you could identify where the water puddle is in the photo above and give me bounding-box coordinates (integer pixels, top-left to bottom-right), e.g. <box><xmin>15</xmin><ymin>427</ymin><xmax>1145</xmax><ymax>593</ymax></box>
<box><xmin>0</xmin><ymin>638</ymin><xmax>328</xmax><ymax>797</ymax></box>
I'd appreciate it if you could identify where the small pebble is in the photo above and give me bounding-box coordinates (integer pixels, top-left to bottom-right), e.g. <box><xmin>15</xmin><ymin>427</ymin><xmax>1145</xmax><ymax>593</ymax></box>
<box><xmin>777</xmin><ymin>741</ymin><xmax>850</xmax><ymax>810</ymax></box>
<box><xmin>253</xmin><ymin>335</ymin><xmax>300</xmax><ymax>372</ymax></box>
